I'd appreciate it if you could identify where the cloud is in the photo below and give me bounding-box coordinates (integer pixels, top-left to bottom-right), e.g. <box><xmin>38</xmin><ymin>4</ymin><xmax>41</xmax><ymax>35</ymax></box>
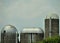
<box><xmin>0</xmin><ymin>0</ymin><xmax>3</xmax><ymax>13</ymax></box>
<box><xmin>3</xmin><ymin>0</ymin><xmax>53</xmax><ymax>19</ymax></box>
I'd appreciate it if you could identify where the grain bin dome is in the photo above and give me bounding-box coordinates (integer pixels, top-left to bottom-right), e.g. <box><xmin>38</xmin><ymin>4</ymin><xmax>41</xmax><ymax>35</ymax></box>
<box><xmin>1</xmin><ymin>25</ymin><xmax>17</xmax><ymax>33</ymax></box>
<box><xmin>46</xmin><ymin>13</ymin><xmax>59</xmax><ymax>19</ymax></box>
<box><xmin>21</xmin><ymin>28</ymin><xmax>44</xmax><ymax>33</ymax></box>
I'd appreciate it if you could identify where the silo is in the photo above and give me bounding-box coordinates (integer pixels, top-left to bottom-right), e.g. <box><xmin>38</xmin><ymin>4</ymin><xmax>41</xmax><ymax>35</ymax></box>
<box><xmin>1</xmin><ymin>25</ymin><xmax>19</xmax><ymax>43</ymax></box>
<box><xmin>20</xmin><ymin>27</ymin><xmax>44</xmax><ymax>43</ymax></box>
<box><xmin>45</xmin><ymin>13</ymin><xmax>59</xmax><ymax>38</ymax></box>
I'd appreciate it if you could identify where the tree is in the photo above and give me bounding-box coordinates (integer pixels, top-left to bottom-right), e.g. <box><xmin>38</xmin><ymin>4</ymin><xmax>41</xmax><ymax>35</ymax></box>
<box><xmin>37</xmin><ymin>36</ymin><xmax>60</xmax><ymax>43</ymax></box>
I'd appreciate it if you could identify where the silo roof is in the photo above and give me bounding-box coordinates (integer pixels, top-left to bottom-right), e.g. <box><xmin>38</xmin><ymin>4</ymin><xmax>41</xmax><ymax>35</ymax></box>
<box><xmin>21</xmin><ymin>28</ymin><xmax>44</xmax><ymax>33</ymax></box>
<box><xmin>46</xmin><ymin>13</ymin><xmax>59</xmax><ymax>19</ymax></box>
<box><xmin>1</xmin><ymin>25</ymin><xmax>17</xmax><ymax>33</ymax></box>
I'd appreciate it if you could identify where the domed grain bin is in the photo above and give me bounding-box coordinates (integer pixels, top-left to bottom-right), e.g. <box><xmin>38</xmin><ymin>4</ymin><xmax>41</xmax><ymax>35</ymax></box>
<box><xmin>20</xmin><ymin>27</ymin><xmax>44</xmax><ymax>43</ymax></box>
<box><xmin>1</xmin><ymin>25</ymin><xmax>19</xmax><ymax>43</ymax></box>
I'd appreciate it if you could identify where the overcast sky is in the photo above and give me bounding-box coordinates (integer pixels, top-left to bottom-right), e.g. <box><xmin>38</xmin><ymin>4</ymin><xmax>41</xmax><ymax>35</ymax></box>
<box><xmin>0</xmin><ymin>0</ymin><xmax>60</xmax><ymax>41</ymax></box>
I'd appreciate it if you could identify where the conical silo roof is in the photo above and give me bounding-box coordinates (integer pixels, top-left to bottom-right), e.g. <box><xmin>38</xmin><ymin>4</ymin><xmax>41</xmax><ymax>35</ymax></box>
<box><xmin>46</xmin><ymin>13</ymin><xmax>59</xmax><ymax>19</ymax></box>
<box><xmin>21</xmin><ymin>27</ymin><xmax>44</xmax><ymax>33</ymax></box>
<box><xmin>1</xmin><ymin>25</ymin><xmax>17</xmax><ymax>33</ymax></box>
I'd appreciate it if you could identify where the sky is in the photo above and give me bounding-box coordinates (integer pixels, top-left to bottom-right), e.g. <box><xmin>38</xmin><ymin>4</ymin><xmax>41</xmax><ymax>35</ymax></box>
<box><xmin>0</xmin><ymin>0</ymin><xmax>60</xmax><ymax>41</ymax></box>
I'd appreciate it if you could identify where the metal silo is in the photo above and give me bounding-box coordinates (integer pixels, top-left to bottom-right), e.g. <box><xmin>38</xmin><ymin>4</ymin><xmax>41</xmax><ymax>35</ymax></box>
<box><xmin>45</xmin><ymin>13</ymin><xmax>59</xmax><ymax>38</ymax></box>
<box><xmin>1</xmin><ymin>25</ymin><xmax>19</xmax><ymax>43</ymax></box>
<box><xmin>20</xmin><ymin>27</ymin><xmax>44</xmax><ymax>43</ymax></box>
